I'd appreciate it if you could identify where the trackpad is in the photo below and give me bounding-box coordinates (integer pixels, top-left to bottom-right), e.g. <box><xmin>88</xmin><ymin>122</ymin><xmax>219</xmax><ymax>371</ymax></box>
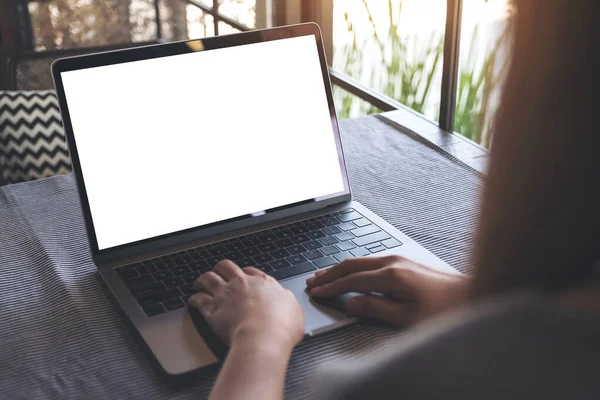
<box><xmin>282</xmin><ymin>275</ymin><xmax>359</xmax><ymax>336</ymax></box>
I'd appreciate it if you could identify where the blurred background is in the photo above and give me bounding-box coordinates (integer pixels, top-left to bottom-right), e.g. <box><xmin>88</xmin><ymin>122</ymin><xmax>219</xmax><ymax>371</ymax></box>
<box><xmin>0</xmin><ymin>0</ymin><xmax>513</xmax><ymax>148</ymax></box>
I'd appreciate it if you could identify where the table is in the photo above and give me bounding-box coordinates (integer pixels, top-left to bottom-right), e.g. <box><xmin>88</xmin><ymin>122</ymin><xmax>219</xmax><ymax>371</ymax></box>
<box><xmin>0</xmin><ymin>115</ymin><xmax>484</xmax><ymax>399</ymax></box>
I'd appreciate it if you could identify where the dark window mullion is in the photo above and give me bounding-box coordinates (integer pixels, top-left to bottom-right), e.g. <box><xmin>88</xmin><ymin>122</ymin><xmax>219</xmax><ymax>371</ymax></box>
<box><xmin>439</xmin><ymin>0</ymin><xmax>463</xmax><ymax>132</ymax></box>
<box><xmin>213</xmin><ymin>0</ymin><xmax>220</xmax><ymax>35</ymax></box>
<box><xmin>154</xmin><ymin>0</ymin><xmax>162</xmax><ymax>40</ymax></box>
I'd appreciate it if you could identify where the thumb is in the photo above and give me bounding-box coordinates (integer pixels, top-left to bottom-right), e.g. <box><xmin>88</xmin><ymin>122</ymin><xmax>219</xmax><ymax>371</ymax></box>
<box><xmin>345</xmin><ymin>295</ymin><xmax>409</xmax><ymax>326</ymax></box>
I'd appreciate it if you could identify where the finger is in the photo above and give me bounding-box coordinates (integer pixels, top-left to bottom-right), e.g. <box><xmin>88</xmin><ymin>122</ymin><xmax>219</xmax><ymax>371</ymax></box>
<box><xmin>345</xmin><ymin>295</ymin><xmax>410</xmax><ymax>325</ymax></box>
<box><xmin>306</xmin><ymin>256</ymin><xmax>398</xmax><ymax>288</ymax></box>
<box><xmin>242</xmin><ymin>266</ymin><xmax>265</xmax><ymax>277</ymax></box>
<box><xmin>194</xmin><ymin>271</ymin><xmax>225</xmax><ymax>295</ymax></box>
<box><xmin>213</xmin><ymin>259</ymin><xmax>244</xmax><ymax>281</ymax></box>
<box><xmin>188</xmin><ymin>292</ymin><xmax>214</xmax><ymax>315</ymax></box>
<box><xmin>309</xmin><ymin>268</ymin><xmax>397</xmax><ymax>297</ymax></box>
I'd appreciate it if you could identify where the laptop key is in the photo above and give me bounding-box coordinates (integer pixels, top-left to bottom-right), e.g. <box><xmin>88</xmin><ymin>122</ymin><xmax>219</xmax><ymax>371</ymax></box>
<box><xmin>322</xmin><ymin>226</ymin><xmax>341</xmax><ymax>235</ymax></box>
<box><xmin>304</xmin><ymin>240</ymin><xmax>323</xmax><ymax>250</ymax></box>
<box><xmin>163</xmin><ymin>298</ymin><xmax>186</xmax><ymax>311</ymax></box>
<box><xmin>287</xmin><ymin>245</ymin><xmax>306</xmax><ymax>255</ymax></box>
<box><xmin>225</xmin><ymin>242</ymin><xmax>245</xmax><ymax>252</ymax></box>
<box><xmin>334</xmin><ymin>252</ymin><xmax>354</xmax><ymax>263</ymax></box>
<box><xmin>307</xmin><ymin>230</ymin><xmax>326</xmax><ymax>239</ymax></box>
<box><xmin>366</xmin><ymin>242</ymin><xmax>383</xmax><ymax>250</ymax></box>
<box><xmin>269</xmin><ymin>262</ymin><xmax>316</xmax><ymax>281</ymax></box>
<box><xmin>350</xmin><ymin>247</ymin><xmax>370</xmax><ymax>257</ymax></box>
<box><xmin>152</xmin><ymin>270</ymin><xmax>172</xmax><ymax>281</ymax></box>
<box><xmin>339</xmin><ymin>208</ymin><xmax>355</xmax><ymax>214</ymax></box>
<box><xmin>182</xmin><ymin>272</ymin><xmax>199</xmax><ymax>284</ymax></box>
<box><xmin>321</xmin><ymin>245</ymin><xmax>340</xmax><ymax>256</ymax></box>
<box><xmin>269</xmin><ymin>249</ymin><xmax>290</xmax><ymax>259</ymax></box>
<box><xmin>258</xmin><ymin>233</ymin><xmax>277</xmax><ymax>243</ymax></box>
<box><xmin>208</xmin><ymin>246</ymin><xmax>227</xmax><ymax>257</ymax></box>
<box><xmin>180</xmin><ymin>284</ymin><xmax>195</xmax><ymax>295</ymax></box>
<box><xmin>304</xmin><ymin>221</ymin><xmax>325</xmax><ymax>230</ymax></box>
<box><xmin>337</xmin><ymin>211</ymin><xmax>362</xmax><ymax>222</ymax></box>
<box><xmin>291</xmin><ymin>234</ymin><xmax>310</xmax><ymax>244</ymax></box>
<box><xmin>353</xmin><ymin>218</ymin><xmax>372</xmax><ymax>228</ymax></box>
<box><xmin>322</xmin><ymin>218</ymin><xmax>339</xmax><ymax>226</ymax></box>
<box><xmin>256</xmin><ymin>264</ymin><xmax>274</xmax><ymax>273</ymax></box>
<box><xmin>319</xmin><ymin>236</ymin><xmax>339</xmax><ymax>246</ymax></box>
<box><xmin>171</xmin><ymin>265</ymin><xmax>190</xmax><ymax>276</ymax></box>
<box><xmin>241</xmin><ymin>238</ymin><xmax>259</xmax><ymax>247</ymax></box>
<box><xmin>254</xmin><ymin>253</ymin><xmax>274</xmax><ymax>264</ymax></box>
<box><xmin>290</xmin><ymin>226</ymin><xmax>309</xmax><ymax>235</ymax></box>
<box><xmin>275</xmin><ymin>238</ymin><xmax>294</xmax><ymax>248</ymax></box>
<box><xmin>287</xmin><ymin>254</ymin><xmax>308</xmax><ymax>265</ymax></box>
<box><xmin>206</xmin><ymin>256</ymin><xmax>225</xmax><ymax>267</ymax></box>
<box><xmin>369</xmin><ymin>245</ymin><xmax>386</xmax><ymax>253</ymax></box>
<box><xmin>143</xmin><ymin>304</ymin><xmax>166</xmax><ymax>317</ymax></box>
<box><xmin>336</xmin><ymin>241</ymin><xmax>356</xmax><ymax>251</ymax></box>
<box><xmin>191</xmin><ymin>249</ymin><xmax>211</xmax><ymax>260</ymax></box>
<box><xmin>353</xmin><ymin>231</ymin><xmax>391</xmax><ymax>247</ymax></box>
<box><xmin>188</xmin><ymin>261</ymin><xmax>210</xmax><ymax>271</ymax></box>
<box><xmin>241</xmin><ymin>247</ymin><xmax>261</xmax><ymax>257</ymax></box>
<box><xmin>257</xmin><ymin>243</ymin><xmax>277</xmax><ymax>253</ymax></box>
<box><xmin>334</xmin><ymin>232</ymin><xmax>354</xmax><ymax>242</ymax></box>
<box><xmin>224</xmin><ymin>251</ymin><xmax>244</xmax><ymax>262</ymax></box>
<box><xmin>164</xmin><ymin>277</ymin><xmax>184</xmax><ymax>288</ymax></box>
<box><xmin>154</xmin><ymin>260</ymin><xmax>174</xmax><ymax>270</ymax></box>
<box><xmin>124</xmin><ymin>275</ymin><xmax>154</xmax><ymax>288</ymax></box>
<box><xmin>238</xmin><ymin>258</ymin><xmax>255</xmax><ymax>268</ymax></box>
<box><xmin>303</xmin><ymin>250</ymin><xmax>324</xmax><ymax>260</ymax></box>
<box><xmin>381</xmin><ymin>238</ymin><xmax>403</xmax><ymax>249</ymax></box>
<box><xmin>313</xmin><ymin>256</ymin><xmax>337</xmax><ymax>269</ymax></box>
<box><xmin>270</xmin><ymin>259</ymin><xmax>291</xmax><ymax>270</ymax></box>
<box><xmin>352</xmin><ymin>225</ymin><xmax>381</xmax><ymax>237</ymax></box>
<box><xmin>338</xmin><ymin>222</ymin><xmax>356</xmax><ymax>231</ymax></box>
<box><xmin>174</xmin><ymin>254</ymin><xmax>194</xmax><ymax>264</ymax></box>
<box><xmin>275</xmin><ymin>230</ymin><xmax>294</xmax><ymax>239</ymax></box>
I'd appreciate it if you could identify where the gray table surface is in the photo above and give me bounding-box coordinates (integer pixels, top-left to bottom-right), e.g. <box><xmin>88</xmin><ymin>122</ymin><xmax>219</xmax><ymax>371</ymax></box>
<box><xmin>0</xmin><ymin>116</ymin><xmax>484</xmax><ymax>399</ymax></box>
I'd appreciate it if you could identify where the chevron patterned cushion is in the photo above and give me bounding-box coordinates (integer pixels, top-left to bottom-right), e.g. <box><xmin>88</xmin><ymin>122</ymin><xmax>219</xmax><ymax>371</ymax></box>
<box><xmin>0</xmin><ymin>91</ymin><xmax>71</xmax><ymax>185</ymax></box>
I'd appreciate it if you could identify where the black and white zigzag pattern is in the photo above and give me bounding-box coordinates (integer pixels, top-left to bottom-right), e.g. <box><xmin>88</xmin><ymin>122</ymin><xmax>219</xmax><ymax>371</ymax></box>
<box><xmin>0</xmin><ymin>90</ymin><xmax>71</xmax><ymax>185</ymax></box>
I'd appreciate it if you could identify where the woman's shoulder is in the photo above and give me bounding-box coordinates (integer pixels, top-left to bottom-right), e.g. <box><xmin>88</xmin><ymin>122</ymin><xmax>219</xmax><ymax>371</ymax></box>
<box><xmin>317</xmin><ymin>291</ymin><xmax>600</xmax><ymax>400</ymax></box>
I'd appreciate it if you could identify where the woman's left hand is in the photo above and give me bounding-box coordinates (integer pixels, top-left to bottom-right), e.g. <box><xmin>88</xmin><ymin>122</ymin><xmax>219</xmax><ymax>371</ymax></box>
<box><xmin>188</xmin><ymin>260</ymin><xmax>305</xmax><ymax>350</ymax></box>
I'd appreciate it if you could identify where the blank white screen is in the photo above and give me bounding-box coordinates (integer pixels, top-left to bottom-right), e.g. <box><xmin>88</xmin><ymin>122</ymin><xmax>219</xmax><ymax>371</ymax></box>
<box><xmin>61</xmin><ymin>35</ymin><xmax>345</xmax><ymax>250</ymax></box>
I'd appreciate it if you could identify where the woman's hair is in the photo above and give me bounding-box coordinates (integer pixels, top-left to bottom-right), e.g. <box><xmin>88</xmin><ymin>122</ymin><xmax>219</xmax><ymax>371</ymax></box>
<box><xmin>471</xmin><ymin>1</ymin><xmax>600</xmax><ymax>296</ymax></box>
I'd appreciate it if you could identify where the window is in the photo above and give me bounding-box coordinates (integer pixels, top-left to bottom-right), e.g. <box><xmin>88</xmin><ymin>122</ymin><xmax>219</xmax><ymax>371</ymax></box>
<box><xmin>333</xmin><ymin>0</ymin><xmax>447</xmax><ymax>121</ymax></box>
<box><xmin>455</xmin><ymin>0</ymin><xmax>513</xmax><ymax>147</ymax></box>
<box><xmin>18</xmin><ymin>0</ymin><xmax>513</xmax><ymax>148</ymax></box>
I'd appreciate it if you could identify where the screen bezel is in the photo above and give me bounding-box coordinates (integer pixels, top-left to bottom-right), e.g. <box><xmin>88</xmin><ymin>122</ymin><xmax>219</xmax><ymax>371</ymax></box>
<box><xmin>52</xmin><ymin>23</ymin><xmax>351</xmax><ymax>260</ymax></box>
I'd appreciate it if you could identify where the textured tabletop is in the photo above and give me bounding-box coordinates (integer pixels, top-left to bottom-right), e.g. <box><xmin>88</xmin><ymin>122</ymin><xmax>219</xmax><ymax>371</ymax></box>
<box><xmin>0</xmin><ymin>115</ymin><xmax>483</xmax><ymax>399</ymax></box>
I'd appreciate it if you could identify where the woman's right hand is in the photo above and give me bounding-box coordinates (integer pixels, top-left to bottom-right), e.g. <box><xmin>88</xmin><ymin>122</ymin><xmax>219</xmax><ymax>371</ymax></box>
<box><xmin>306</xmin><ymin>256</ymin><xmax>470</xmax><ymax>326</ymax></box>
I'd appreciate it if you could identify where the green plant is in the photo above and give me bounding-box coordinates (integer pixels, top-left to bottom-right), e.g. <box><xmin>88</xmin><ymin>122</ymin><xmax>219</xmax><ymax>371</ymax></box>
<box><xmin>454</xmin><ymin>23</ymin><xmax>510</xmax><ymax>147</ymax></box>
<box><xmin>334</xmin><ymin>0</ymin><xmax>444</xmax><ymax>119</ymax></box>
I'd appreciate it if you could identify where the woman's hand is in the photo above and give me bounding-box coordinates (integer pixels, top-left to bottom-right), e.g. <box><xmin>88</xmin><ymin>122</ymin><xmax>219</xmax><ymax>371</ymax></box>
<box><xmin>188</xmin><ymin>260</ymin><xmax>304</xmax><ymax>350</ymax></box>
<box><xmin>306</xmin><ymin>256</ymin><xmax>470</xmax><ymax>325</ymax></box>
<box><xmin>189</xmin><ymin>260</ymin><xmax>304</xmax><ymax>400</ymax></box>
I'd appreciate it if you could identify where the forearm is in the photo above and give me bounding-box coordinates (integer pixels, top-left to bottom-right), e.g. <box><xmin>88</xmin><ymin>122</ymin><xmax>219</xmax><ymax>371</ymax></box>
<box><xmin>209</xmin><ymin>336</ymin><xmax>294</xmax><ymax>400</ymax></box>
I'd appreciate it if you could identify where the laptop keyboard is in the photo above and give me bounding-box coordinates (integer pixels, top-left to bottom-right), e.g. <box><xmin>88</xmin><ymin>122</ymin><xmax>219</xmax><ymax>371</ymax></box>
<box><xmin>115</xmin><ymin>208</ymin><xmax>402</xmax><ymax>317</ymax></box>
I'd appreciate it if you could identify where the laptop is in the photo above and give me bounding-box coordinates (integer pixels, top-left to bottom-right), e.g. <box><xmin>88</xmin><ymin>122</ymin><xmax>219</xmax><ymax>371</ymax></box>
<box><xmin>52</xmin><ymin>23</ymin><xmax>458</xmax><ymax>376</ymax></box>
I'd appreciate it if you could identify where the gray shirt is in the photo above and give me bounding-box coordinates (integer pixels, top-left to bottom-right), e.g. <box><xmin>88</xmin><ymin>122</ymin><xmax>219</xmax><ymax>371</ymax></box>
<box><xmin>317</xmin><ymin>292</ymin><xmax>600</xmax><ymax>400</ymax></box>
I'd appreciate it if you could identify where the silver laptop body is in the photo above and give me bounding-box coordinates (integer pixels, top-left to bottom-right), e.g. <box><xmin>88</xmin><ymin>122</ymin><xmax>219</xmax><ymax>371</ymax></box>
<box><xmin>52</xmin><ymin>23</ymin><xmax>457</xmax><ymax>376</ymax></box>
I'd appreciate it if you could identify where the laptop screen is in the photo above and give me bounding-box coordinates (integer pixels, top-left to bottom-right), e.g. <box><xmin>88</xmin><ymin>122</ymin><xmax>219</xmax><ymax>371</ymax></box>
<box><xmin>60</xmin><ymin>34</ymin><xmax>346</xmax><ymax>251</ymax></box>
